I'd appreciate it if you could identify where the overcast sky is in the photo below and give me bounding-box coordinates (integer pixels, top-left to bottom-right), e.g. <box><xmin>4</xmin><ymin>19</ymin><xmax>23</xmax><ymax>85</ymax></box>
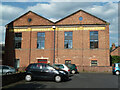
<box><xmin>0</xmin><ymin>1</ymin><xmax>119</xmax><ymax>47</ymax></box>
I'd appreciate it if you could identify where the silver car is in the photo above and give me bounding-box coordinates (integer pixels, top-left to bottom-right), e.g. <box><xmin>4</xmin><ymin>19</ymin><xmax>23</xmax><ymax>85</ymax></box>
<box><xmin>0</xmin><ymin>65</ymin><xmax>16</xmax><ymax>75</ymax></box>
<box><xmin>53</xmin><ymin>64</ymin><xmax>71</xmax><ymax>76</ymax></box>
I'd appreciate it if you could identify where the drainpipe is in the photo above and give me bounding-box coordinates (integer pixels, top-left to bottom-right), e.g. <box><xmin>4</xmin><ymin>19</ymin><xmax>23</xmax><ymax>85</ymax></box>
<box><xmin>52</xmin><ymin>26</ymin><xmax>56</xmax><ymax>64</ymax></box>
<box><xmin>28</xmin><ymin>18</ymin><xmax>32</xmax><ymax>65</ymax></box>
<box><xmin>29</xmin><ymin>28</ymin><xmax>32</xmax><ymax>64</ymax></box>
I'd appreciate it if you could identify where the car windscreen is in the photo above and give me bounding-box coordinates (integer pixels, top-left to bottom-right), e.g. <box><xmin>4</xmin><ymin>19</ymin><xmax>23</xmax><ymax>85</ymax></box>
<box><xmin>54</xmin><ymin>65</ymin><xmax>64</xmax><ymax>69</ymax></box>
<box><xmin>3</xmin><ymin>66</ymin><xmax>9</xmax><ymax>69</ymax></box>
<box><xmin>52</xmin><ymin>65</ymin><xmax>60</xmax><ymax>69</ymax></box>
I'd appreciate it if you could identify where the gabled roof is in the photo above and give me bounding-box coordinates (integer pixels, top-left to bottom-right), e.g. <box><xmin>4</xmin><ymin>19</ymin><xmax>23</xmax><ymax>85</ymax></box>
<box><xmin>6</xmin><ymin>11</ymin><xmax>54</xmax><ymax>26</ymax></box>
<box><xmin>55</xmin><ymin>9</ymin><xmax>109</xmax><ymax>24</ymax></box>
<box><xmin>6</xmin><ymin>9</ymin><xmax>109</xmax><ymax>26</ymax></box>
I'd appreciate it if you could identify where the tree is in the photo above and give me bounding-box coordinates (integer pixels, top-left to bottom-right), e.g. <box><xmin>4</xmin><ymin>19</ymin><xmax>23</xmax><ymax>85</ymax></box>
<box><xmin>111</xmin><ymin>56</ymin><xmax>120</xmax><ymax>64</ymax></box>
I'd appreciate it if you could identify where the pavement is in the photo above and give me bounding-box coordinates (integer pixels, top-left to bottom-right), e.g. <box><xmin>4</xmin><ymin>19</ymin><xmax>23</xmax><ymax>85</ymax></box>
<box><xmin>1</xmin><ymin>72</ymin><xmax>119</xmax><ymax>89</ymax></box>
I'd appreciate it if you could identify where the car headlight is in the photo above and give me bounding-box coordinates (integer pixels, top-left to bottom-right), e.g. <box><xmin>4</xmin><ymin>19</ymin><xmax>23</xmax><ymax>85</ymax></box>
<box><xmin>59</xmin><ymin>71</ymin><xmax>66</xmax><ymax>74</ymax></box>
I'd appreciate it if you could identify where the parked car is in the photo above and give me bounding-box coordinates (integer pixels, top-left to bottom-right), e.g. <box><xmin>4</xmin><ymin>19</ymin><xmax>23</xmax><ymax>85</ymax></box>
<box><xmin>65</xmin><ymin>64</ymin><xmax>78</xmax><ymax>74</ymax></box>
<box><xmin>53</xmin><ymin>64</ymin><xmax>70</xmax><ymax>75</ymax></box>
<box><xmin>25</xmin><ymin>63</ymin><xmax>69</xmax><ymax>82</ymax></box>
<box><xmin>113</xmin><ymin>63</ymin><xmax>120</xmax><ymax>75</ymax></box>
<box><xmin>0</xmin><ymin>65</ymin><xmax>16</xmax><ymax>75</ymax></box>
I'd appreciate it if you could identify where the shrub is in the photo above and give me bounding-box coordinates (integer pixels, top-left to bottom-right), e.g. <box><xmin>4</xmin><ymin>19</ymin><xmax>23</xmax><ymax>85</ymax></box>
<box><xmin>111</xmin><ymin>56</ymin><xmax>120</xmax><ymax>63</ymax></box>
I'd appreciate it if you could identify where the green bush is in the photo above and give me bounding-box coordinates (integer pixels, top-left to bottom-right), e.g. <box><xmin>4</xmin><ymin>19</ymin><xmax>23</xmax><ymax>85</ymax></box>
<box><xmin>111</xmin><ymin>56</ymin><xmax>120</xmax><ymax>63</ymax></box>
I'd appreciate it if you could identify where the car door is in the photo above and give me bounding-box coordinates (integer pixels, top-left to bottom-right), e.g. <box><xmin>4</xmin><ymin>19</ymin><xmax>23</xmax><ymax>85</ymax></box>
<box><xmin>32</xmin><ymin>64</ymin><xmax>42</xmax><ymax>78</ymax></box>
<box><xmin>29</xmin><ymin>64</ymin><xmax>42</xmax><ymax>78</ymax></box>
<box><xmin>118</xmin><ymin>64</ymin><xmax>120</xmax><ymax>71</ymax></box>
<box><xmin>2</xmin><ymin>66</ymin><xmax>9</xmax><ymax>75</ymax></box>
<box><xmin>41</xmin><ymin>65</ymin><xmax>55</xmax><ymax>80</ymax></box>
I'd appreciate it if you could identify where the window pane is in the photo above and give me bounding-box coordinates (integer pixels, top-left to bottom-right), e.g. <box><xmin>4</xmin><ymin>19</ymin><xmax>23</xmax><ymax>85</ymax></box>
<box><xmin>36</xmin><ymin>64</ymin><xmax>42</xmax><ymax>69</ymax></box>
<box><xmin>65</xmin><ymin>36</ymin><xmax>72</xmax><ymax>40</ymax></box>
<box><xmin>37</xmin><ymin>32</ymin><xmax>45</xmax><ymax>49</ymax></box>
<box><xmin>15</xmin><ymin>33</ymin><xmax>22</xmax><ymax>37</ymax></box>
<box><xmin>94</xmin><ymin>42</ymin><xmax>98</xmax><ymax>48</ymax></box>
<box><xmin>15</xmin><ymin>42</ymin><xmax>21</xmax><ymax>48</ymax></box>
<box><xmin>37</xmin><ymin>43</ymin><xmax>40</xmax><ymax>48</ymax></box>
<box><xmin>64</xmin><ymin>40</ymin><xmax>69</xmax><ymax>48</ymax></box>
<box><xmin>14</xmin><ymin>59</ymin><xmax>20</xmax><ymax>68</ymax></box>
<box><xmin>64</xmin><ymin>32</ymin><xmax>73</xmax><ymax>49</ymax></box>
<box><xmin>68</xmin><ymin>40</ymin><xmax>72</xmax><ymax>48</ymax></box>
<box><xmin>90</xmin><ymin>31</ymin><xmax>98</xmax><ymax>40</ymax></box>
<box><xmin>90</xmin><ymin>31</ymin><xmax>98</xmax><ymax>49</ymax></box>
<box><xmin>65</xmin><ymin>60</ymin><xmax>71</xmax><ymax>64</ymax></box>
<box><xmin>118</xmin><ymin>64</ymin><xmax>120</xmax><ymax>67</ymax></box>
<box><xmin>91</xmin><ymin>60</ymin><xmax>97</xmax><ymax>66</ymax></box>
<box><xmin>3</xmin><ymin>66</ymin><xmax>9</xmax><ymax>69</ymax></box>
<box><xmin>41</xmin><ymin>41</ymin><xmax>45</xmax><ymax>49</ymax></box>
<box><xmin>38</xmin><ymin>32</ymin><xmax>45</xmax><ymax>37</ymax></box>
<box><xmin>90</xmin><ymin>42</ymin><xmax>94</xmax><ymax>49</ymax></box>
<box><xmin>15</xmin><ymin>33</ymin><xmax>22</xmax><ymax>49</ymax></box>
<box><xmin>59</xmin><ymin>65</ymin><xmax>64</xmax><ymax>69</ymax></box>
<box><xmin>46</xmin><ymin>66</ymin><xmax>54</xmax><ymax>70</ymax></box>
<box><xmin>90</xmin><ymin>41</ymin><xmax>98</xmax><ymax>49</ymax></box>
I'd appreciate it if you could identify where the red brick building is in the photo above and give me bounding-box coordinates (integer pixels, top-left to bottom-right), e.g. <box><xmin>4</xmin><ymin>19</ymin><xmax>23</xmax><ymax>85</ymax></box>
<box><xmin>4</xmin><ymin>10</ymin><xmax>111</xmax><ymax>72</ymax></box>
<box><xmin>110</xmin><ymin>43</ymin><xmax>120</xmax><ymax>56</ymax></box>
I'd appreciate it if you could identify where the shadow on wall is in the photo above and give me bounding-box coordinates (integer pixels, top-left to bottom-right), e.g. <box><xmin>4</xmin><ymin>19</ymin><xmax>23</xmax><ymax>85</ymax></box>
<box><xmin>110</xmin><ymin>55</ymin><xmax>112</xmax><ymax>66</ymax></box>
<box><xmin>3</xmin><ymin>22</ymin><xmax>16</xmax><ymax>69</ymax></box>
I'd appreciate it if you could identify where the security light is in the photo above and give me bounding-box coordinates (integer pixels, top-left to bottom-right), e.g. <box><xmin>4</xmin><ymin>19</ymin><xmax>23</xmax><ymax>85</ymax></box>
<box><xmin>52</xmin><ymin>26</ymin><xmax>56</xmax><ymax>29</ymax></box>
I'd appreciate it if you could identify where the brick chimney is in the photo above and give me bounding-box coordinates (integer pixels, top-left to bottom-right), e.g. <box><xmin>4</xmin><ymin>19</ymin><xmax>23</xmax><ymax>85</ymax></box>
<box><xmin>112</xmin><ymin>43</ymin><xmax>116</xmax><ymax>50</ymax></box>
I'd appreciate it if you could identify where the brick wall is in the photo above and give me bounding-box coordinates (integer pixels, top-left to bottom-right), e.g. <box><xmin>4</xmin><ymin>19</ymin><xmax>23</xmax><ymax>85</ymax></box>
<box><xmin>13</xmin><ymin>11</ymin><xmax>54</xmax><ymax>26</ymax></box>
<box><xmin>77</xmin><ymin>66</ymin><xmax>112</xmax><ymax>72</ymax></box>
<box><xmin>4</xmin><ymin>10</ymin><xmax>110</xmax><ymax>71</ymax></box>
<box><xmin>56</xmin><ymin>10</ymin><xmax>106</xmax><ymax>25</ymax></box>
<box><xmin>54</xmin><ymin>26</ymin><xmax>110</xmax><ymax>66</ymax></box>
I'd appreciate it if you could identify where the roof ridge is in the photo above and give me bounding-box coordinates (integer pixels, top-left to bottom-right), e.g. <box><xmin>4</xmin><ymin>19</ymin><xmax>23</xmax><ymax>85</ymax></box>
<box><xmin>6</xmin><ymin>9</ymin><xmax>109</xmax><ymax>26</ymax></box>
<box><xmin>6</xmin><ymin>10</ymin><xmax>55</xmax><ymax>26</ymax></box>
<box><xmin>55</xmin><ymin>9</ymin><xmax>109</xmax><ymax>24</ymax></box>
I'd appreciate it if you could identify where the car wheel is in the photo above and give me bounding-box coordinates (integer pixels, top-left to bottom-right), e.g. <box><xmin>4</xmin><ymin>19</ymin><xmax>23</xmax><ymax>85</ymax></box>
<box><xmin>25</xmin><ymin>75</ymin><xmax>32</xmax><ymax>81</ymax></box>
<box><xmin>71</xmin><ymin>70</ymin><xmax>76</xmax><ymax>74</ymax></box>
<box><xmin>6</xmin><ymin>72</ymin><xmax>12</xmax><ymax>75</ymax></box>
<box><xmin>55</xmin><ymin>75</ymin><xmax>61</xmax><ymax>82</ymax></box>
<box><xmin>116</xmin><ymin>71</ymin><xmax>120</xmax><ymax>75</ymax></box>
